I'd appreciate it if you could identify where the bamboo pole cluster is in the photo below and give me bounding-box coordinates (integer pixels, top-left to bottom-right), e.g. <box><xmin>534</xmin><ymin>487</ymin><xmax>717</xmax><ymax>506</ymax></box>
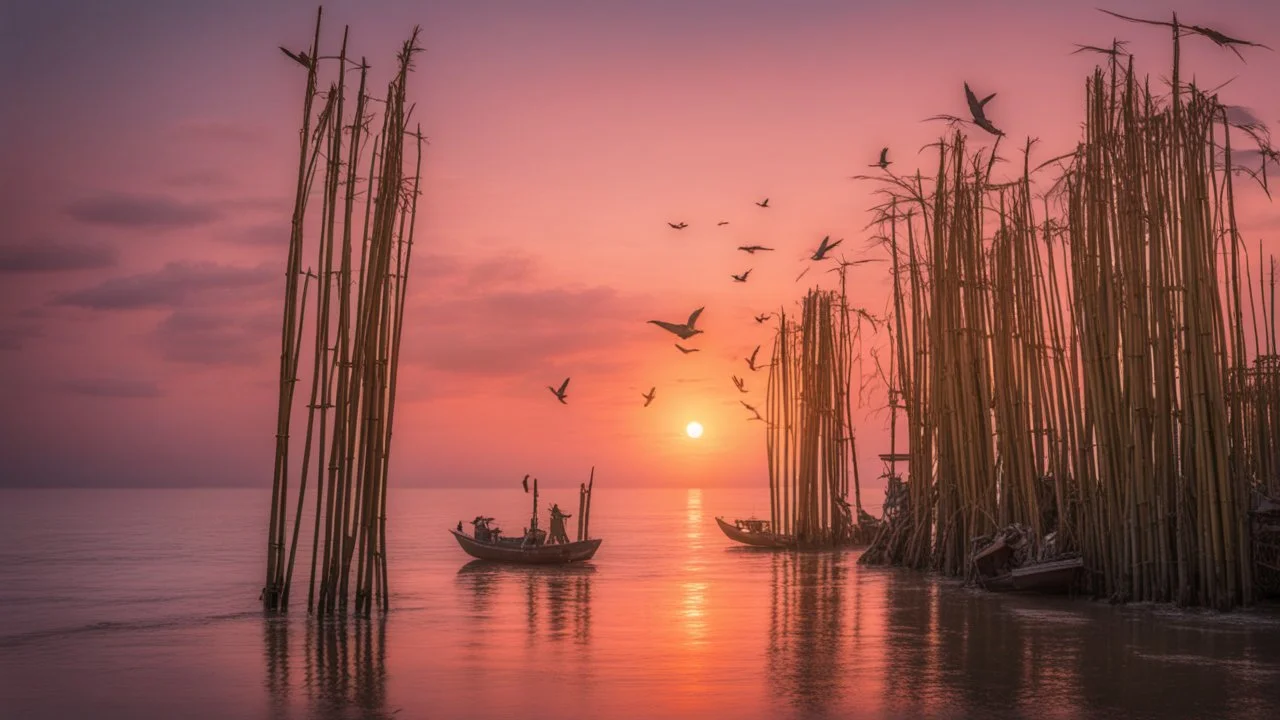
<box><xmin>263</xmin><ymin>8</ymin><xmax>426</xmax><ymax>615</ymax></box>
<box><xmin>860</xmin><ymin>38</ymin><xmax>1275</xmax><ymax>607</ymax></box>
<box><xmin>766</xmin><ymin>290</ymin><xmax>858</xmax><ymax>546</ymax></box>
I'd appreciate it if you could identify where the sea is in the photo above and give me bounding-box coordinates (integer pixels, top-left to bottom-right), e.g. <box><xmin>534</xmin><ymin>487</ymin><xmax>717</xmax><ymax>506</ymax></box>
<box><xmin>2</xmin><ymin>488</ymin><xmax>1279</xmax><ymax>720</ymax></box>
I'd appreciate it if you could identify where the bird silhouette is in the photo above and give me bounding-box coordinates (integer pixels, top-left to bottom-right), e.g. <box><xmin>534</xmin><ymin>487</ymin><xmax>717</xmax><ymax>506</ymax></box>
<box><xmin>717</xmin><ymin>221</ymin><xmax>730</xmax><ymax>226</ymax></box>
<box><xmin>548</xmin><ymin>377</ymin><xmax>570</xmax><ymax>404</ymax></box>
<box><xmin>279</xmin><ymin>46</ymin><xmax>312</xmax><ymax>68</ymax></box>
<box><xmin>522</xmin><ymin>474</ymin><xmax>530</xmax><ymax>492</ymax></box>
<box><xmin>811</xmin><ymin>235</ymin><xmax>843</xmax><ymax>261</ymax></box>
<box><xmin>754</xmin><ymin>313</ymin><xmax>773</xmax><ymax>324</ymax></box>
<box><xmin>964</xmin><ymin>82</ymin><xmax>1004</xmax><ymax>136</ymax></box>
<box><xmin>668</xmin><ymin>222</ymin><xmax>688</xmax><ymax>230</ymax></box>
<box><xmin>755</xmin><ymin>198</ymin><xmax>770</xmax><ymax>208</ymax></box>
<box><xmin>642</xmin><ymin>387</ymin><xmax>656</xmax><ymax>407</ymax></box>
<box><xmin>738</xmin><ymin>245</ymin><xmax>774</xmax><ymax>254</ymax></box>
<box><xmin>746</xmin><ymin>345</ymin><xmax>766</xmax><ymax>371</ymax></box>
<box><xmin>731</xmin><ymin>269</ymin><xmax>752</xmax><ymax>283</ymax></box>
<box><xmin>741</xmin><ymin>400</ymin><xmax>763</xmax><ymax>421</ymax></box>
<box><xmin>675</xmin><ymin>344</ymin><xmax>700</xmax><ymax>354</ymax></box>
<box><xmin>648</xmin><ymin>307</ymin><xmax>705</xmax><ymax>340</ymax></box>
<box><xmin>871</xmin><ymin>147</ymin><xmax>891</xmax><ymax>169</ymax></box>
<box><xmin>732</xmin><ymin>375</ymin><xmax>747</xmax><ymax>393</ymax></box>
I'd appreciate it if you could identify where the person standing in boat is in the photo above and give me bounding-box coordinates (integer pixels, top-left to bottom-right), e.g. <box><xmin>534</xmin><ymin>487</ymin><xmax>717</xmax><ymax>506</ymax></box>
<box><xmin>549</xmin><ymin>503</ymin><xmax>572</xmax><ymax>544</ymax></box>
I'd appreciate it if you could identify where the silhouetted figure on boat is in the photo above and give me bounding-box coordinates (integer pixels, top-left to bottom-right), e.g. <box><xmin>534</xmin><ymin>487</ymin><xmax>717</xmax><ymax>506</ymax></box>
<box><xmin>472</xmin><ymin>516</ymin><xmax>499</xmax><ymax>543</ymax></box>
<box><xmin>549</xmin><ymin>504</ymin><xmax>573</xmax><ymax>544</ymax></box>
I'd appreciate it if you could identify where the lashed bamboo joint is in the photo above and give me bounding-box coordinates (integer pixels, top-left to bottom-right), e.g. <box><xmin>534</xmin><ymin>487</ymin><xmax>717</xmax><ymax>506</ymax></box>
<box><xmin>262</xmin><ymin>7</ymin><xmax>425</xmax><ymax>616</ymax></box>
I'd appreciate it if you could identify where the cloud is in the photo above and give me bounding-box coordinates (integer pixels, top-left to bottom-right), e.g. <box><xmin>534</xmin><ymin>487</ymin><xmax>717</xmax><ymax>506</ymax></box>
<box><xmin>51</xmin><ymin>261</ymin><xmax>277</xmax><ymax>310</ymax></box>
<box><xmin>66</xmin><ymin>194</ymin><xmax>221</xmax><ymax>229</ymax></box>
<box><xmin>413</xmin><ymin>285</ymin><xmax>650</xmax><ymax>378</ymax></box>
<box><xmin>153</xmin><ymin>309</ymin><xmax>278</xmax><ymax>365</ymax></box>
<box><xmin>0</xmin><ymin>324</ymin><xmax>41</xmax><ymax>351</ymax></box>
<box><xmin>60</xmin><ymin>378</ymin><xmax>163</xmax><ymax>398</ymax></box>
<box><xmin>176</xmin><ymin>119</ymin><xmax>268</xmax><ymax>144</ymax></box>
<box><xmin>0</xmin><ymin>239</ymin><xmax>117</xmax><ymax>273</ymax></box>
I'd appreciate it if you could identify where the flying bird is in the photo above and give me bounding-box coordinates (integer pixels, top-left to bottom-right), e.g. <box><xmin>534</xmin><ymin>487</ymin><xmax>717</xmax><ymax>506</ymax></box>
<box><xmin>648</xmin><ymin>307</ymin><xmax>705</xmax><ymax>340</ymax></box>
<box><xmin>732</xmin><ymin>375</ymin><xmax>747</xmax><ymax>393</ymax></box>
<box><xmin>741</xmin><ymin>400</ymin><xmax>763</xmax><ymax>421</ymax></box>
<box><xmin>738</xmin><ymin>245</ymin><xmax>774</xmax><ymax>254</ymax></box>
<box><xmin>668</xmin><ymin>222</ymin><xmax>688</xmax><ymax>230</ymax></box>
<box><xmin>675</xmin><ymin>344</ymin><xmax>700</xmax><ymax>354</ymax></box>
<box><xmin>756</xmin><ymin>198</ymin><xmax>770</xmax><ymax>208</ymax></box>
<box><xmin>871</xmin><ymin>147</ymin><xmax>891</xmax><ymax>169</ymax></box>
<box><xmin>810</xmin><ymin>235</ymin><xmax>843</xmax><ymax>261</ymax></box>
<box><xmin>964</xmin><ymin>82</ymin><xmax>1004</xmax><ymax>136</ymax></box>
<box><xmin>746</xmin><ymin>345</ymin><xmax>767</xmax><ymax>371</ymax></box>
<box><xmin>279</xmin><ymin>46</ymin><xmax>312</xmax><ymax>68</ymax></box>
<box><xmin>643</xmin><ymin>387</ymin><xmax>656</xmax><ymax>407</ymax></box>
<box><xmin>548</xmin><ymin>377</ymin><xmax>570</xmax><ymax>404</ymax></box>
<box><xmin>755</xmin><ymin>313</ymin><xmax>773</xmax><ymax>324</ymax></box>
<box><xmin>522</xmin><ymin>474</ymin><xmax>530</xmax><ymax>492</ymax></box>
<box><xmin>717</xmin><ymin>221</ymin><xmax>730</xmax><ymax>226</ymax></box>
<box><xmin>731</xmin><ymin>269</ymin><xmax>752</xmax><ymax>283</ymax></box>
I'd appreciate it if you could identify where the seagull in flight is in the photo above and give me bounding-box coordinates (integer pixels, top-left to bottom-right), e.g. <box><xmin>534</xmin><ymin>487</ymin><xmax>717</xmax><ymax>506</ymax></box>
<box><xmin>755</xmin><ymin>198</ymin><xmax>770</xmax><ymax>208</ymax></box>
<box><xmin>871</xmin><ymin>147</ymin><xmax>891</xmax><ymax>169</ymax></box>
<box><xmin>642</xmin><ymin>387</ymin><xmax>656</xmax><ymax>407</ymax></box>
<box><xmin>811</xmin><ymin>235</ymin><xmax>843</xmax><ymax>261</ymax></box>
<box><xmin>746</xmin><ymin>345</ymin><xmax>769</xmax><ymax>372</ymax></box>
<box><xmin>732</xmin><ymin>375</ymin><xmax>747</xmax><ymax>393</ymax></box>
<box><xmin>675</xmin><ymin>344</ymin><xmax>700</xmax><ymax>354</ymax></box>
<box><xmin>648</xmin><ymin>307</ymin><xmax>705</xmax><ymax>340</ymax></box>
<box><xmin>717</xmin><ymin>221</ymin><xmax>730</xmax><ymax>226</ymax></box>
<box><xmin>964</xmin><ymin>82</ymin><xmax>1004</xmax><ymax>136</ymax></box>
<box><xmin>738</xmin><ymin>245</ymin><xmax>774</xmax><ymax>254</ymax></box>
<box><xmin>668</xmin><ymin>221</ymin><xmax>688</xmax><ymax>230</ymax></box>
<box><xmin>731</xmin><ymin>269</ymin><xmax>752</xmax><ymax>283</ymax></box>
<box><xmin>522</xmin><ymin>474</ymin><xmax>530</xmax><ymax>492</ymax></box>
<box><xmin>548</xmin><ymin>377</ymin><xmax>570</xmax><ymax>404</ymax></box>
<box><xmin>741</xmin><ymin>400</ymin><xmax>764</xmax><ymax>421</ymax></box>
<box><xmin>754</xmin><ymin>313</ymin><xmax>773</xmax><ymax>324</ymax></box>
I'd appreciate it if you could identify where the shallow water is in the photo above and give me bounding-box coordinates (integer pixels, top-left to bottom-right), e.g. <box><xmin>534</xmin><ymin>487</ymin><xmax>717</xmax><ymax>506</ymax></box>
<box><xmin>1</xmin><ymin>488</ymin><xmax>1278</xmax><ymax>719</ymax></box>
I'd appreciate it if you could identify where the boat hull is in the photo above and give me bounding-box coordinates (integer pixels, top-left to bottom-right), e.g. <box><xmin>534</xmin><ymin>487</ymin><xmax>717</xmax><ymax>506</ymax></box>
<box><xmin>715</xmin><ymin>516</ymin><xmax>791</xmax><ymax>548</ymax></box>
<box><xmin>450</xmin><ymin>529</ymin><xmax>602</xmax><ymax>564</ymax></box>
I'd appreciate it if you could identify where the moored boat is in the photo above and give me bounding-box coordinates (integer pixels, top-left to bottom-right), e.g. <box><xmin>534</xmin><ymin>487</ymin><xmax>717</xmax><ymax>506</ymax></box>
<box><xmin>451</xmin><ymin>468</ymin><xmax>601</xmax><ymax>565</ymax></box>
<box><xmin>450</xmin><ymin>527</ymin><xmax>602</xmax><ymax>564</ymax></box>
<box><xmin>715</xmin><ymin>516</ymin><xmax>791</xmax><ymax>548</ymax></box>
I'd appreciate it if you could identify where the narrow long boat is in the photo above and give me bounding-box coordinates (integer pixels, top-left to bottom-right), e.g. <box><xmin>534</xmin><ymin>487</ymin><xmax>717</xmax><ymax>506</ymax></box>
<box><xmin>449</xmin><ymin>528</ymin><xmax>602</xmax><ymax>564</ymax></box>
<box><xmin>715</xmin><ymin>516</ymin><xmax>791</xmax><ymax>548</ymax></box>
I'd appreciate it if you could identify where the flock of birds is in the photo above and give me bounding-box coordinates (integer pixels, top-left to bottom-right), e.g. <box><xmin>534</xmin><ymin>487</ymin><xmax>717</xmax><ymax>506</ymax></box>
<box><xmin>543</xmin><ymin>82</ymin><xmax>1011</xmax><ymax>423</ymax></box>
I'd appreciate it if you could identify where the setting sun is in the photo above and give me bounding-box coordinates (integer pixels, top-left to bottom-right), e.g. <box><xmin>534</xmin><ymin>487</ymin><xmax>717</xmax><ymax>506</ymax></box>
<box><xmin>686</xmin><ymin>422</ymin><xmax>704</xmax><ymax>439</ymax></box>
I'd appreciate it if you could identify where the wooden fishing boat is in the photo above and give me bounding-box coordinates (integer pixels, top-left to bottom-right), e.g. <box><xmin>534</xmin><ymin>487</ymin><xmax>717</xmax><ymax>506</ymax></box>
<box><xmin>451</xmin><ymin>468</ymin><xmax>601</xmax><ymax>565</ymax></box>
<box><xmin>715</xmin><ymin>516</ymin><xmax>791</xmax><ymax>548</ymax></box>
<box><xmin>449</xmin><ymin>527</ymin><xmax>602</xmax><ymax>564</ymax></box>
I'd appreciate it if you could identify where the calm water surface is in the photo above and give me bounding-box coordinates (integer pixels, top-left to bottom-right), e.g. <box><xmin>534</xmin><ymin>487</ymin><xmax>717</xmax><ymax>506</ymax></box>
<box><xmin>2</xmin><ymin>488</ymin><xmax>1278</xmax><ymax>719</ymax></box>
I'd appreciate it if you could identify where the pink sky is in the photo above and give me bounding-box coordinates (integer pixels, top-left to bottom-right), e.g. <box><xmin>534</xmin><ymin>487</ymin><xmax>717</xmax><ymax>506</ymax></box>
<box><xmin>2</xmin><ymin>0</ymin><xmax>1279</xmax><ymax>511</ymax></box>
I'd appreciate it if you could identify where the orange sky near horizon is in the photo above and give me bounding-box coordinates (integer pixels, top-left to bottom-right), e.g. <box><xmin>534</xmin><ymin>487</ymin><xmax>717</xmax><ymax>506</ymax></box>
<box><xmin>2</xmin><ymin>0</ymin><xmax>1280</xmax><ymax>513</ymax></box>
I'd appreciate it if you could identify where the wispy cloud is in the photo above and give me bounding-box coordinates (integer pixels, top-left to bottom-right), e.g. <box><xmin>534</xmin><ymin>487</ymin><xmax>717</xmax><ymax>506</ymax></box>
<box><xmin>153</xmin><ymin>309</ymin><xmax>279</xmax><ymax>365</ymax></box>
<box><xmin>0</xmin><ymin>323</ymin><xmax>42</xmax><ymax>351</ymax></box>
<box><xmin>51</xmin><ymin>261</ymin><xmax>277</xmax><ymax>310</ymax></box>
<box><xmin>60</xmin><ymin>378</ymin><xmax>163</xmax><ymax>398</ymax></box>
<box><xmin>0</xmin><ymin>239</ymin><xmax>117</xmax><ymax>273</ymax></box>
<box><xmin>66</xmin><ymin>193</ymin><xmax>222</xmax><ymax>229</ymax></box>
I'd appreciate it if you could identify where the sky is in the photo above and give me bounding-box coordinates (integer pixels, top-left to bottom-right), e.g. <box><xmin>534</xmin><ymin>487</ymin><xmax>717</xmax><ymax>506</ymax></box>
<box><xmin>2</xmin><ymin>0</ymin><xmax>1280</xmax><ymax>507</ymax></box>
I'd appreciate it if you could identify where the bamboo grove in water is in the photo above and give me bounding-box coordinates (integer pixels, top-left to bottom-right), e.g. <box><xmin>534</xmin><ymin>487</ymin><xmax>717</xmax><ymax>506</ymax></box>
<box><xmin>861</xmin><ymin>20</ymin><xmax>1280</xmax><ymax>608</ymax></box>
<box><xmin>765</xmin><ymin>289</ymin><xmax>864</xmax><ymax>546</ymax></box>
<box><xmin>262</xmin><ymin>9</ymin><xmax>426</xmax><ymax>615</ymax></box>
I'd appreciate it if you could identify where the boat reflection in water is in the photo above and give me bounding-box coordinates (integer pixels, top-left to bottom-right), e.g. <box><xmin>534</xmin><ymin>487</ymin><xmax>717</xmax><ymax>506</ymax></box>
<box><xmin>262</xmin><ymin>615</ymin><xmax>392</xmax><ymax>720</ymax></box>
<box><xmin>456</xmin><ymin>560</ymin><xmax>595</xmax><ymax>646</ymax></box>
